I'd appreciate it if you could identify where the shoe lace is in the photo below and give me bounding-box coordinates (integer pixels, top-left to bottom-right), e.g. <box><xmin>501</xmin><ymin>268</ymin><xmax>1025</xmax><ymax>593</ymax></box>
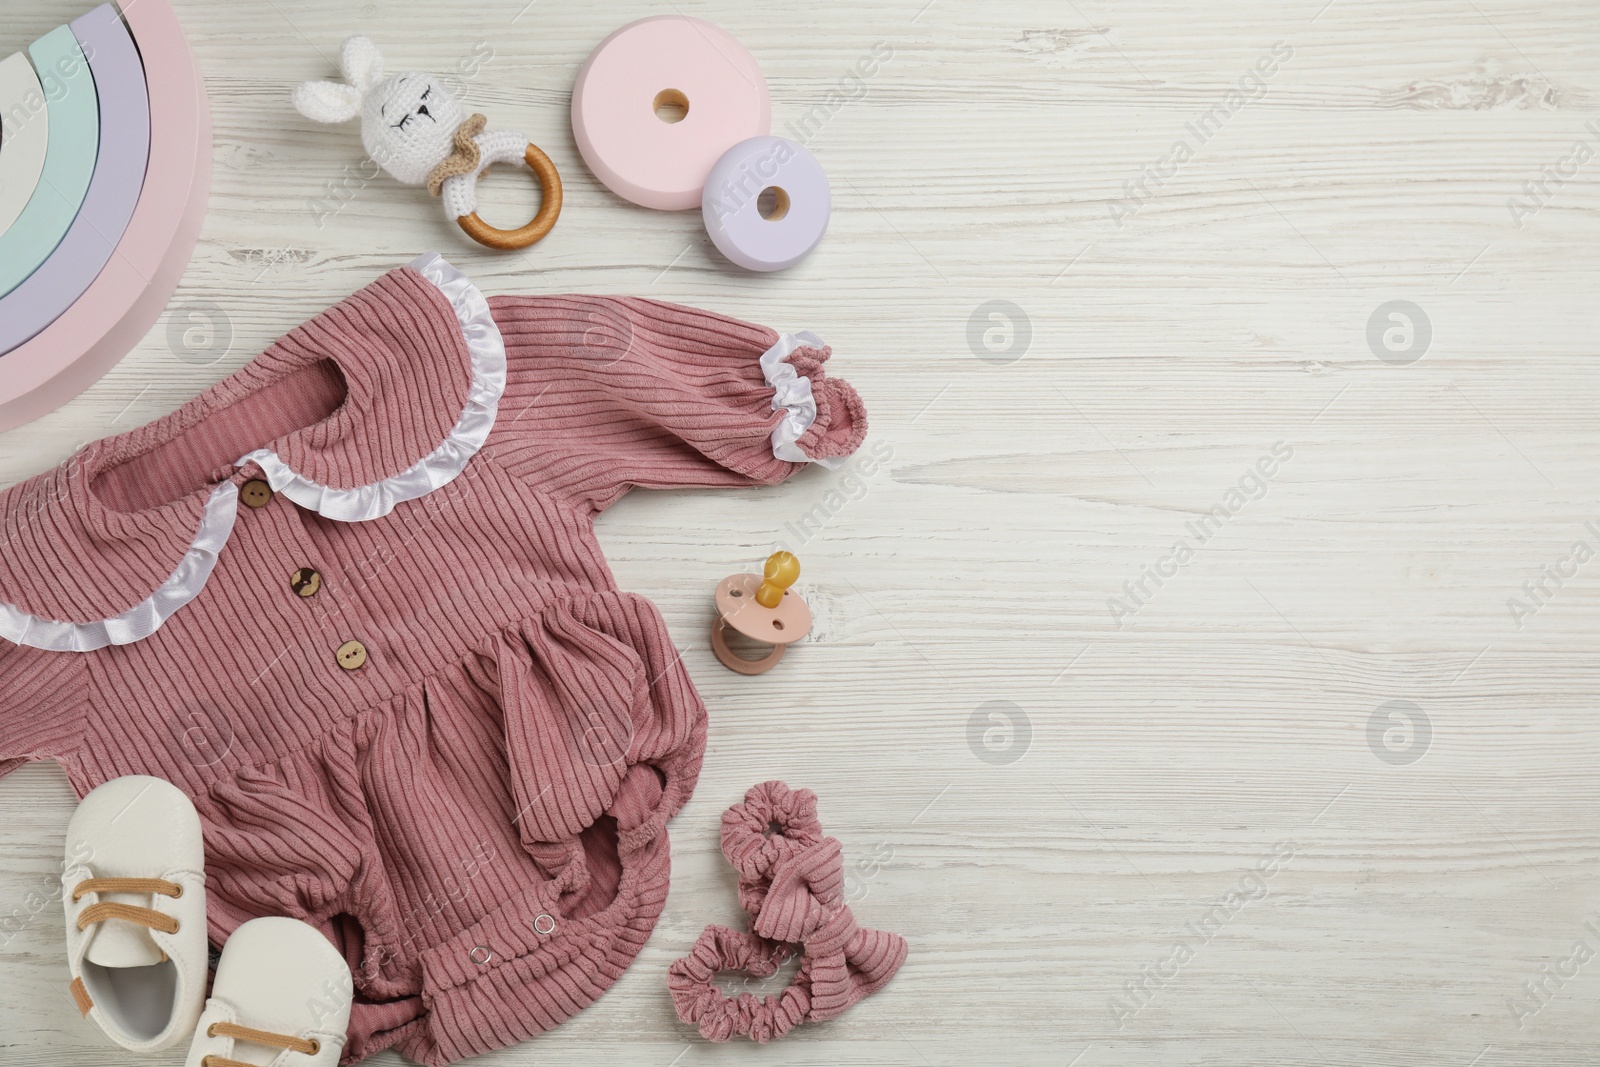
<box><xmin>201</xmin><ymin>1021</ymin><xmax>321</xmax><ymax>1066</ymax></box>
<box><xmin>71</xmin><ymin>877</ymin><xmax>183</xmax><ymax>935</ymax></box>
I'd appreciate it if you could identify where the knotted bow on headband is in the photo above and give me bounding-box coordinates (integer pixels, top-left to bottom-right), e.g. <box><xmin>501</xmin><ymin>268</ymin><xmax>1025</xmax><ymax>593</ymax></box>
<box><xmin>667</xmin><ymin>781</ymin><xmax>908</xmax><ymax>1043</ymax></box>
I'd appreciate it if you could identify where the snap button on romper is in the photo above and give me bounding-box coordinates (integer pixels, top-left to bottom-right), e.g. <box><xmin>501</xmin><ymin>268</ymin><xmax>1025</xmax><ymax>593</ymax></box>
<box><xmin>0</xmin><ymin>255</ymin><xmax>867</xmax><ymax>1065</ymax></box>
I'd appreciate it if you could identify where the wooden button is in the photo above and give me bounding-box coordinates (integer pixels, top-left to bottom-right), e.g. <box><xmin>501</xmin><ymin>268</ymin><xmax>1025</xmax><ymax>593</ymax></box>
<box><xmin>240</xmin><ymin>480</ymin><xmax>274</xmax><ymax>508</ymax></box>
<box><xmin>335</xmin><ymin>640</ymin><xmax>367</xmax><ymax>671</ymax></box>
<box><xmin>290</xmin><ymin>567</ymin><xmax>322</xmax><ymax>598</ymax></box>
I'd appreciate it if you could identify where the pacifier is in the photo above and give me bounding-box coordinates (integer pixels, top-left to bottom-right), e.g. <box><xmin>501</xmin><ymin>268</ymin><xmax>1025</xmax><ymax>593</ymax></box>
<box><xmin>710</xmin><ymin>551</ymin><xmax>812</xmax><ymax>675</ymax></box>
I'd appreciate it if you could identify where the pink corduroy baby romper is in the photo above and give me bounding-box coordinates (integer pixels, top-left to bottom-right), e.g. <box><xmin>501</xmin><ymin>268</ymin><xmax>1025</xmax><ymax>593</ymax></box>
<box><xmin>0</xmin><ymin>254</ymin><xmax>866</xmax><ymax>1064</ymax></box>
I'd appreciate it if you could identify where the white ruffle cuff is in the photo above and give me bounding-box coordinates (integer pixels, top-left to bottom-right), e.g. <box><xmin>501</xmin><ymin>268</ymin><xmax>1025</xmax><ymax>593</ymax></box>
<box><xmin>760</xmin><ymin>331</ymin><xmax>845</xmax><ymax>471</ymax></box>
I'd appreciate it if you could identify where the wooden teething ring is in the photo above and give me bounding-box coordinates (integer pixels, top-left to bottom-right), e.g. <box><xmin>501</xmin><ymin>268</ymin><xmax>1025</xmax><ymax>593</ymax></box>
<box><xmin>456</xmin><ymin>142</ymin><xmax>563</xmax><ymax>251</ymax></box>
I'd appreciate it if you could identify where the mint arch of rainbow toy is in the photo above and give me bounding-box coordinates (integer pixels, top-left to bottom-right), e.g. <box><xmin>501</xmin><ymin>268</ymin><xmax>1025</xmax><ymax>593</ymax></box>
<box><xmin>0</xmin><ymin>5</ymin><xmax>149</xmax><ymax>353</ymax></box>
<box><xmin>0</xmin><ymin>51</ymin><xmax>51</xmax><ymax>237</ymax></box>
<box><xmin>0</xmin><ymin>26</ymin><xmax>99</xmax><ymax>296</ymax></box>
<box><xmin>0</xmin><ymin>0</ymin><xmax>210</xmax><ymax>433</ymax></box>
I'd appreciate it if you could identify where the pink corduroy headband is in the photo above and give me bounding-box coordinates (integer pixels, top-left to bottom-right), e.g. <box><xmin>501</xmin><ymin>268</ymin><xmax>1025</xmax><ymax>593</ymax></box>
<box><xmin>668</xmin><ymin>781</ymin><xmax>908</xmax><ymax>1042</ymax></box>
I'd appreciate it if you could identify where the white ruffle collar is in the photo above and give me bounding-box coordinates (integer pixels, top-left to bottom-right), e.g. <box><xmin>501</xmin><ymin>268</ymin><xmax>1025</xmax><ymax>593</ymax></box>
<box><xmin>236</xmin><ymin>253</ymin><xmax>506</xmax><ymax>523</ymax></box>
<box><xmin>0</xmin><ymin>253</ymin><xmax>506</xmax><ymax>653</ymax></box>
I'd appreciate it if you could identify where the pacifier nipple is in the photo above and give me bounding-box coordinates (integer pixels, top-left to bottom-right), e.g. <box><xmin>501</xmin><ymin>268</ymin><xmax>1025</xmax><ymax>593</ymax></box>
<box><xmin>755</xmin><ymin>551</ymin><xmax>799</xmax><ymax>608</ymax></box>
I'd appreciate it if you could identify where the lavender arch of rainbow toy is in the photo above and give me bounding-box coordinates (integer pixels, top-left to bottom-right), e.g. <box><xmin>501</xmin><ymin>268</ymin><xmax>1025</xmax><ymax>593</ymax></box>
<box><xmin>0</xmin><ymin>26</ymin><xmax>101</xmax><ymax>296</ymax></box>
<box><xmin>0</xmin><ymin>0</ymin><xmax>211</xmax><ymax>432</ymax></box>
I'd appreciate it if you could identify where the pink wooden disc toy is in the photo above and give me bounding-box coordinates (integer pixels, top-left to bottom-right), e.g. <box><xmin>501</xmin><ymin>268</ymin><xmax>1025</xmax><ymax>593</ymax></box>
<box><xmin>572</xmin><ymin>16</ymin><xmax>770</xmax><ymax>211</ymax></box>
<box><xmin>711</xmin><ymin>552</ymin><xmax>812</xmax><ymax>676</ymax></box>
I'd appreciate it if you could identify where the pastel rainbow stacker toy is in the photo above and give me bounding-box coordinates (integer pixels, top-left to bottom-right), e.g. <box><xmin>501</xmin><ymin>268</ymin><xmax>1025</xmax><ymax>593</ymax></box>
<box><xmin>711</xmin><ymin>552</ymin><xmax>813</xmax><ymax>676</ymax></box>
<box><xmin>0</xmin><ymin>0</ymin><xmax>211</xmax><ymax>433</ymax></box>
<box><xmin>702</xmin><ymin>135</ymin><xmax>831</xmax><ymax>272</ymax></box>
<box><xmin>572</xmin><ymin>16</ymin><xmax>770</xmax><ymax>211</ymax></box>
<box><xmin>294</xmin><ymin>36</ymin><xmax>562</xmax><ymax>251</ymax></box>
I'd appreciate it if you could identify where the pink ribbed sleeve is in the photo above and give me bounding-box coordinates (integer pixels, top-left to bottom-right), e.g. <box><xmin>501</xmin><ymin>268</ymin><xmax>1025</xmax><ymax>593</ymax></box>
<box><xmin>486</xmin><ymin>295</ymin><xmax>866</xmax><ymax>512</ymax></box>
<box><xmin>0</xmin><ymin>642</ymin><xmax>86</xmax><ymax>779</ymax></box>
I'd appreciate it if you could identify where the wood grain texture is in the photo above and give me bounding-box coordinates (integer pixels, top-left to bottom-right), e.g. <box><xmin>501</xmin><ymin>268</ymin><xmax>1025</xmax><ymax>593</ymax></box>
<box><xmin>3</xmin><ymin>0</ymin><xmax>1599</xmax><ymax>1063</ymax></box>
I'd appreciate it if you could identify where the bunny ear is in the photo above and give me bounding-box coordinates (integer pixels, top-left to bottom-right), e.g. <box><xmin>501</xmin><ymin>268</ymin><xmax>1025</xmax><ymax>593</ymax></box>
<box><xmin>292</xmin><ymin>36</ymin><xmax>382</xmax><ymax>124</ymax></box>
<box><xmin>337</xmin><ymin>36</ymin><xmax>385</xmax><ymax>92</ymax></box>
<box><xmin>293</xmin><ymin>80</ymin><xmax>364</xmax><ymax>123</ymax></box>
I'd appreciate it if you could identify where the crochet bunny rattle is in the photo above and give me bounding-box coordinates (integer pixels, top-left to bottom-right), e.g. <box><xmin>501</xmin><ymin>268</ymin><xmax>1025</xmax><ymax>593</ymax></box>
<box><xmin>293</xmin><ymin>36</ymin><xmax>562</xmax><ymax>250</ymax></box>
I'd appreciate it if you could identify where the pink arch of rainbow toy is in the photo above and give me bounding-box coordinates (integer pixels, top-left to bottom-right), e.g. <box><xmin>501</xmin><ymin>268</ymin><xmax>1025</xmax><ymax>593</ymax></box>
<box><xmin>0</xmin><ymin>0</ymin><xmax>210</xmax><ymax>432</ymax></box>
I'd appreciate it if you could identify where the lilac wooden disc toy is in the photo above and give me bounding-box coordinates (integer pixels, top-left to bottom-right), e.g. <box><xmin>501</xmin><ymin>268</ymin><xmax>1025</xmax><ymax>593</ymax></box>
<box><xmin>701</xmin><ymin>136</ymin><xmax>830</xmax><ymax>272</ymax></box>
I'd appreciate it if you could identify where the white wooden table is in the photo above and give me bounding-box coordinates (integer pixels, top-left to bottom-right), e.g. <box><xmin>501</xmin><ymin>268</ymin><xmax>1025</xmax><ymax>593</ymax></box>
<box><xmin>3</xmin><ymin>1</ymin><xmax>1599</xmax><ymax>1063</ymax></box>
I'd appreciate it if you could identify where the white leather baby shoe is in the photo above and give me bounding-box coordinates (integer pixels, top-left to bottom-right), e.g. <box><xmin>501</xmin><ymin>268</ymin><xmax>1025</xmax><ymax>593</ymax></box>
<box><xmin>185</xmin><ymin>916</ymin><xmax>353</xmax><ymax>1067</ymax></box>
<box><xmin>62</xmin><ymin>774</ymin><xmax>209</xmax><ymax>1052</ymax></box>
